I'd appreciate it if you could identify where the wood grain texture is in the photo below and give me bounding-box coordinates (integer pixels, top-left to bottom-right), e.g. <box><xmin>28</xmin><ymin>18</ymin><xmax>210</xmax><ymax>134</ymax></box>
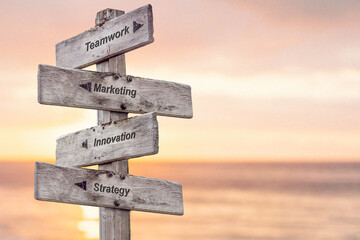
<box><xmin>37</xmin><ymin>64</ymin><xmax>193</xmax><ymax>118</ymax></box>
<box><xmin>56</xmin><ymin>4</ymin><xmax>153</xmax><ymax>69</ymax></box>
<box><xmin>95</xmin><ymin>9</ymin><xmax>131</xmax><ymax>239</ymax></box>
<box><xmin>56</xmin><ymin>112</ymin><xmax>158</xmax><ymax>167</ymax></box>
<box><xmin>99</xmin><ymin>155</ymin><xmax>129</xmax><ymax>240</ymax></box>
<box><xmin>34</xmin><ymin>162</ymin><xmax>184</xmax><ymax>215</ymax></box>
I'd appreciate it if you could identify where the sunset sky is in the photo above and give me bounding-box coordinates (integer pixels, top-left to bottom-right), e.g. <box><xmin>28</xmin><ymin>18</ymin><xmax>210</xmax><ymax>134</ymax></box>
<box><xmin>0</xmin><ymin>0</ymin><xmax>359</xmax><ymax>162</ymax></box>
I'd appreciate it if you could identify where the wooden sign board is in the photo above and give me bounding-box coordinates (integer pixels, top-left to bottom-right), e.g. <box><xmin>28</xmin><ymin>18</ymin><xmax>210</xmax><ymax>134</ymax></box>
<box><xmin>34</xmin><ymin>162</ymin><xmax>184</xmax><ymax>215</ymax></box>
<box><xmin>57</xmin><ymin>112</ymin><xmax>158</xmax><ymax>167</ymax></box>
<box><xmin>56</xmin><ymin>4</ymin><xmax>154</xmax><ymax>69</ymax></box>
<box><xmin>38</xmin><ymin>64</ymin><xmax>193</xmax><ymax>118</ymax></box>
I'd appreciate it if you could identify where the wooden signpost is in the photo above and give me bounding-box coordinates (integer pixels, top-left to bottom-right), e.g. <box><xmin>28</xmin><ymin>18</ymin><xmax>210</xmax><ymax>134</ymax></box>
<box><xmin>38</xmin><ymin>64</ymin><xmax>193</xmax><ymax>118</ymax></box>
<box><xmin>56</xmin><ymin>112</ymin><xmax>159</xmax><ymax>167</ymax></box>
<box><xmin>56</xmin><ymin>5</ymin><xmax>154</xmax><ymax>69</ymax></box>
<box><xmin>34</xmin><ymin>4</ymin><xmax>192</xmax><ymax>240</ymax></box>
<box><xmin>35</xmin><ymin>162</ymin><xmax>183</xmax><ymax>215</ymax></box>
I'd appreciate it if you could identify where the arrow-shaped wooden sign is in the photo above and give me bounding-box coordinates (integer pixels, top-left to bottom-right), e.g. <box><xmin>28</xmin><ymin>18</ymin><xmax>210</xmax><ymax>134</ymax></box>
<box><xmin>56</xmin><ymin>112</ymin><xmax>158</xmax><ymax>167</ymax></box>
<box><xmin>34</xmin><ymin>162</ymin><xmax>184</xmax><ymax>215</ymax></box>
<box><xmin>38</xmin><ymin>64</ymin><xmax>193</xmax><ymax>118</ymax></box>
<box><xmin>56</xmin><ymin>4</ymin><xmax>154</xmax><ymax>69</ymax></box>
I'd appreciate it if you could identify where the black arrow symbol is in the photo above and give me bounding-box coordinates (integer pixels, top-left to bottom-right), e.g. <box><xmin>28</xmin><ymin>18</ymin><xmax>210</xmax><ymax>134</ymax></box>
<box><xmin>133</xmin><ymin>21</ymin><xmax>143</xmax><ymax>33</ymax></box>
<box><xmin>75</xmin><ymin>181</ymin><xmax>87</xmax><ymax>191</ymax></box>
<box><xmin>81</xmin><ymin>139</ymin><xmax>88</xmax><ymax>149</ymax></box>
<box><xmin>79</xmin><ymin>82</ymin><xmax>92</xmax><ymax>92</ymax></box>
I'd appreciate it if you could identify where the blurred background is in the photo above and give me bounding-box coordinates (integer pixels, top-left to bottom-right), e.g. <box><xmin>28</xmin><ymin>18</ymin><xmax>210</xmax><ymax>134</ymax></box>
<box><xmin>0</xmin><ymin>0</ymin><xmax>359</xmax><ymax>239</ymax></box>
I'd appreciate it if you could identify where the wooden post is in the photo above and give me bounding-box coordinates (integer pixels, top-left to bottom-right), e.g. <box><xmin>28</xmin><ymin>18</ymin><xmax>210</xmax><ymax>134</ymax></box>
<box><xmin>95</xmin><ymin>9</ymin><xmax>130</xmax><ymax>240</ymax></box>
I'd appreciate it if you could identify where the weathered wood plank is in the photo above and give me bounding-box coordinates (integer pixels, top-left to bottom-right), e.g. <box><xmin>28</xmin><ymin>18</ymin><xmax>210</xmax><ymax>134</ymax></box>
<box><xmin>37</xmin><ymin>64</ymin><xmax>193</xmax><ymax>118</ymax></box>
<box><xmin>56</xmin><ymin>4</ymin><xmax>154</xmax><ymax>69</ymax></box>
<box><xmin>56</xmin><ymin>112</ymin><xmax>158</xmax><ymax>167</ymax></box>
<box><xmin>34</xmin><ymin>162</ymin><xmax>184</xmax><ymax>215</ymax></box>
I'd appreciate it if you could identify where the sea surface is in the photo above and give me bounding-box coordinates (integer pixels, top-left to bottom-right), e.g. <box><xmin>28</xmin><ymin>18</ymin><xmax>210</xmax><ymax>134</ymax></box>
<box><xmin>0</xmin><ymin>161</ymin><xmax>360</xmax><ymax>240</ymax></box>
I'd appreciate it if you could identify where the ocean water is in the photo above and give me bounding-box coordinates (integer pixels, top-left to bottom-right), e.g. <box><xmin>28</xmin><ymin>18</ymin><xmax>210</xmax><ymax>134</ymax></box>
<box><xmin>0</xmin><ymin>162</ymin><xmax>360</xmax><ymax>240</ymax></box>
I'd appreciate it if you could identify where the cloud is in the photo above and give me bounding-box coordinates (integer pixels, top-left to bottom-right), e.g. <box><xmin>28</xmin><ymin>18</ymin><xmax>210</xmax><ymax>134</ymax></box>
<box><xmin>0</xmin><ymin>0</ymin><xmax>359</xmax><ymax>161</ymax></box>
